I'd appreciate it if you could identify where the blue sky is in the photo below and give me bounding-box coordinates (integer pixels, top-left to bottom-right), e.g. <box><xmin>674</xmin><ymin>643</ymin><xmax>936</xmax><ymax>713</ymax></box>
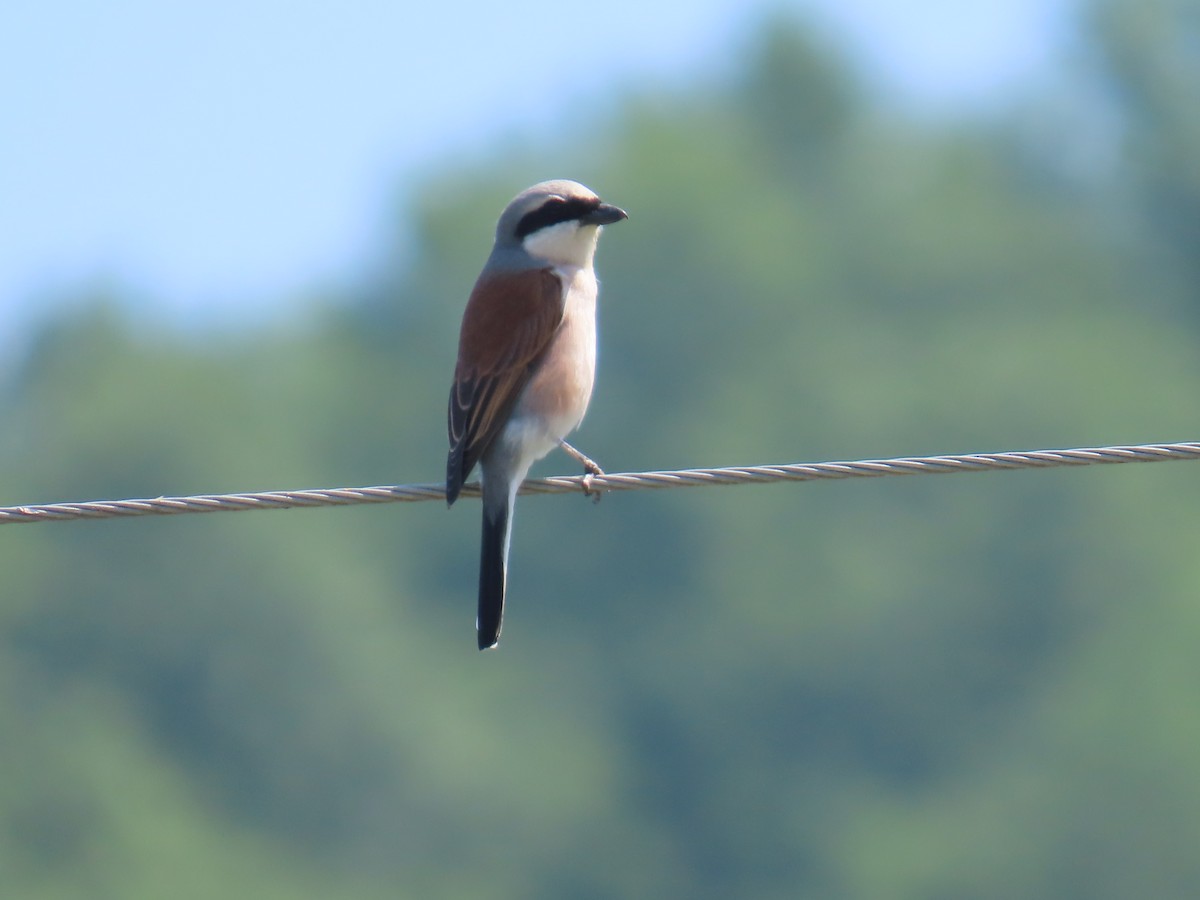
<box><xmin>1</xmin><ymin>0</ymin><xmax>1069</xmax><ymax>340</ymax></box>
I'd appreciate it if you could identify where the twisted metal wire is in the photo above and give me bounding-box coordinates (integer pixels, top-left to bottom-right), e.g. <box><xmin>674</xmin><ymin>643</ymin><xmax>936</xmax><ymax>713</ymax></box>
<box><xmin>2</xmin><ymin>441</ymin><xmax>1197</xmax><ymax>525</ymax></box>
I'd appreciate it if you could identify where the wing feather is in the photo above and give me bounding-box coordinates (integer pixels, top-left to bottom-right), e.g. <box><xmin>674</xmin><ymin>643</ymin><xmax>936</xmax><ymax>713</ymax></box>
<box><xmin>446</xmin><ymin>267</ymin><xmax>565</xmax><ymax>504</ymax></box>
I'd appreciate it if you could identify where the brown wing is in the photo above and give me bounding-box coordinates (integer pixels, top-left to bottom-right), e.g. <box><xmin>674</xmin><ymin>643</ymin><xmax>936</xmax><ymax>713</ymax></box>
<box><xmin>446</xmin><ymin>267</ymin><xmax>565</xmax><ymax>504</ymax></box>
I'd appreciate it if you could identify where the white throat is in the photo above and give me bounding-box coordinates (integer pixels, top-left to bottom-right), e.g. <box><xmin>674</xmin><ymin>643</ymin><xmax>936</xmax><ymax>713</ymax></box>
<box><xmin>522</xmin><ymin>221</ymin><xmax>602</xmax><ymax>268</ymax></box>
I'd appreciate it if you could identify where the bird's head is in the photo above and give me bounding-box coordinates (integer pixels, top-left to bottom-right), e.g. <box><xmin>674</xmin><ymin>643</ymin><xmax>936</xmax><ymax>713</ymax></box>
<box><xmin>495</xmin><ymin>179</ymin><xmax>627</xmax><ymax>268</ymax></box>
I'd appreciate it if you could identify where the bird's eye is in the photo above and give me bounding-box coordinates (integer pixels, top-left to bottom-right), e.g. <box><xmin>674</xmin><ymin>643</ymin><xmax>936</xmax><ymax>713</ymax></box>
<box><xmin>515</xmin><ymin>197</ymin><xmax>582</xmax><ymax>239</ymax></box>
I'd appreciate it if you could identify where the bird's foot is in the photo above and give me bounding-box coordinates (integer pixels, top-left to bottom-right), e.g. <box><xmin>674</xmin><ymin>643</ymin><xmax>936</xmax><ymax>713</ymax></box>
<box><xmin>559</xmin><ymin>440</ymin><xmax>606</xmax><ymax>504</ymax></box>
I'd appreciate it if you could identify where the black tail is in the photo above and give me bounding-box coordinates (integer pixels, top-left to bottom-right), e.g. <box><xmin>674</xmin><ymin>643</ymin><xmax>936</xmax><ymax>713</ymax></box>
<box><xmin>477</xmin><ymin>503</ymin><xmax>509</xmax><ymax>650</ymax></box>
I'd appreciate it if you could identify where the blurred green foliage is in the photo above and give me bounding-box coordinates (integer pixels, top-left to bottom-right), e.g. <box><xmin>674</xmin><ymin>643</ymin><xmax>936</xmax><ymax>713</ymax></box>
<box><xmin>3</xmin><ymin>3</ymin><xmax>1200</xmax><ymax>897</ymax></box>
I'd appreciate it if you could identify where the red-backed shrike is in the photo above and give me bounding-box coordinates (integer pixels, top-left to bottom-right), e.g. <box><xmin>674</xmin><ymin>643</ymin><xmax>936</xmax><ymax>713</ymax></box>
<box><xmin>446</xmin><ymin>180</ymin><xmax>627</xmax><ymax>649</ymax></box>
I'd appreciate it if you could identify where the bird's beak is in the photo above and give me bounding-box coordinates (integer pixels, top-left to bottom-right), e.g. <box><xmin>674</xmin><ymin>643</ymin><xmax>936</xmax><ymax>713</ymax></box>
<box><xmin>582</xmin><ymin>203</ymin><xmax>628</xmax><ymax>226</ymax></box>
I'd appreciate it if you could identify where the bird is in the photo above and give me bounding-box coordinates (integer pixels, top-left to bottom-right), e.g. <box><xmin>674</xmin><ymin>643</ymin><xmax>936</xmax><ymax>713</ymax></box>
<box><xmin>446</xmin><ymin>179</ymin><xmax>627</xmax><ymax>650</ymax></box>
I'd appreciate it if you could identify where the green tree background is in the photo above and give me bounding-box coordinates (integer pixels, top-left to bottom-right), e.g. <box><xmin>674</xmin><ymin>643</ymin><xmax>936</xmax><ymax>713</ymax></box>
<box><xmin>3</xmin><ymin>2</ymin><xmax>1200</xmax><ymax>896</ymax></box>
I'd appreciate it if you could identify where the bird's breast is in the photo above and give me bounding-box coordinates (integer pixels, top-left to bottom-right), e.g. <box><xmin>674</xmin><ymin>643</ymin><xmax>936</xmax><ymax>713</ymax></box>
<box><xmin>505</xmin><ymin>267</ymin><xmax>598</xmax><ymax>454</ymax></box>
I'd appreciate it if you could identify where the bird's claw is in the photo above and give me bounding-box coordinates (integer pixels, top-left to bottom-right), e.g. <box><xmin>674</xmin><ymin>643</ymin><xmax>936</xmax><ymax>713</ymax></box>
<box><xmin>559</xmin><ymin>439</ymin><xmax>606</xmax><ymax>504</ymax></box>
<box><xmin>580</xmin><ymin>468</ymin><xmax>605</xmax><ymax>504</ymax></box>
